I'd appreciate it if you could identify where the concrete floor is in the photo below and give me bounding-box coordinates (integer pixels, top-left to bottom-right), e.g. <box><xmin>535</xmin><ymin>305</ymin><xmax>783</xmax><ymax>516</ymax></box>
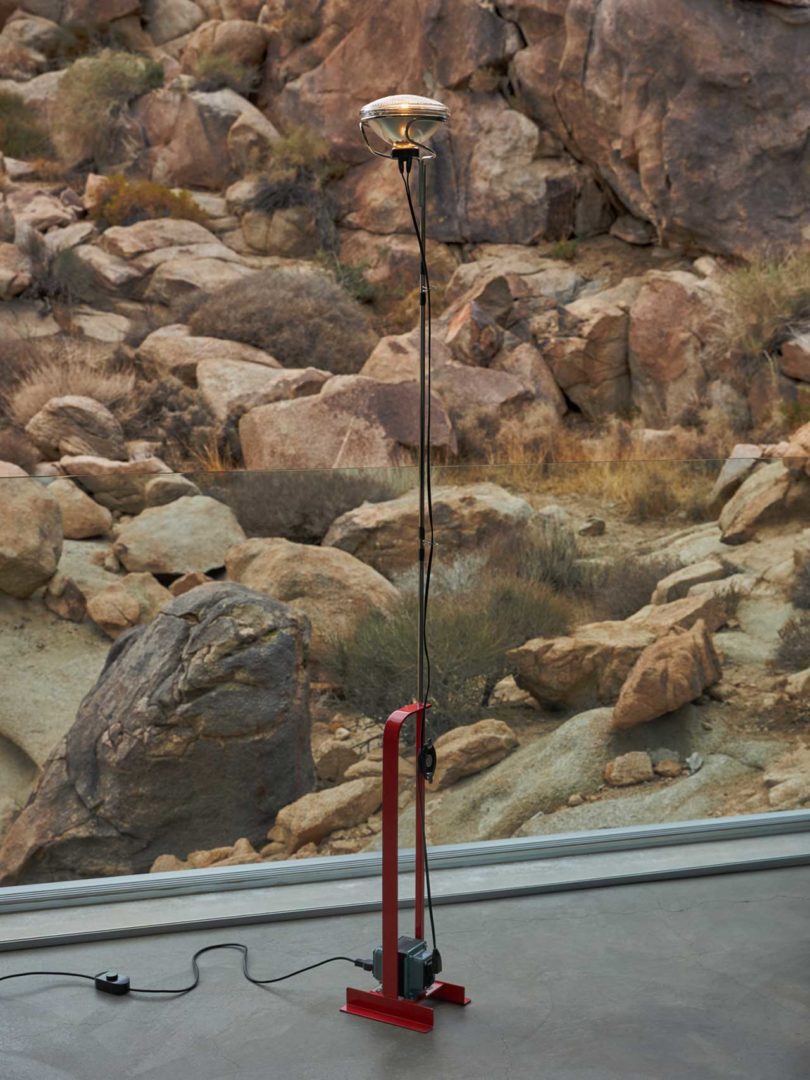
<box><xmin>0</xmin><ymin>866</ymin><xmax>808</xmax><ymax>1080</ymax></box>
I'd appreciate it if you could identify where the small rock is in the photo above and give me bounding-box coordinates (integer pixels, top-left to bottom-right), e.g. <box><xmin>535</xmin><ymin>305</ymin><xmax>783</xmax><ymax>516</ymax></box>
<box><xmin>144</xmin><ymin>475</ymin><xmax>201</xmax><ymax>507</ymax></box>
<box><xmin>685</xmin><ymin>752</ymin><xmax>704</xmax><ymax>775</ymax></box>
<box><xmin>609</xmin><ymin>214</ymin><xmax>657</xmax><ymax>245</ymax></box>
<box><xmin>273</xmin><ymin>778</ymin><xmax>382</xmax><ymax>853</ymax></box>
<box><xmin>488</xmin><ymin>674</ymin><xmax>538</xmax><ymax>709</ymax></box>
<box><xmin>433</xmin><ymin>719</ymin><xmax>519</xmax><ymax>789</ymax></box>
<box><xmin>313</xmin><ymin>737</ymin><xmax>361</xmax><ymax>784</ymax></box>
<box><xmin>48</xmin><ymin>478</ymin><xmax>112</xmax><ymax>540</ymax></box>
<box><xmin>653</xmin><ymin>759</ymin><xmax>683</xmax><ymax>778</ymax></box>
<box><xmin>567</xmin><ymin>793</ymin><xmax>585</xmax><ymax>807</ymax></box>
<box><xmin>85</xmin><ymin>572</ymin><xmax>172</xmax><ymax>639</ymax></box>
<box><xmin>578</xmin><ymin>517</ymin><xmax>606</xmax><ymax>537</ymax></box>
<box><xmin>169</xmin><ymin>571</ymin><xmax>212</xmax><ymax>597</ymax></box>
<box><xmin>26</xmin><ymin>396</ymin><xmax>128</xmax><ymax>461</ymax></box>
<box><xmin>604</xmin><ymin>751</ymin><xmax>655</xmax><ymax>787</ymax></box>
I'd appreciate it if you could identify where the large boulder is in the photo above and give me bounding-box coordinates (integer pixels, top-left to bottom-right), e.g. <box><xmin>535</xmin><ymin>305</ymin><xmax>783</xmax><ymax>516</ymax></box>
<box><xmin>719</xmin><ymin>461</ymin><xmax>806</xmax><ymax>544</ymax></box>
<box><xmin>143</xmin><ymin>0</ymin><xmax>204</xmax><ymax>44</ymax></box>
<box><xmin>197</xmin><ymin>360</ymin><xmax>328</xmax><ymax>422</ymax></box>
<box><xmin>239</xmin><ymin>375</ymin><xmax>455</xmax><ymax>471</ymax></box>
<box><xmin>59</xmin><ymin>455</ymin><xmax>172</xmax><ymax>513</ymax></box>
<box><xmin>135</xmin><ymin>87</ymin><xmax>273</xmax><ymax>189</ymax></box>
<box><xmin>511</xmin><ymin>0</ymin><xmax>810</xmax><ymax>256</ymax></box>
<box><xmin>25</xmin><ymin>396</ymin><xmax>128</xmax><ymax>461</ymax></box>
<box><xmin>323</xmin><ymin>482</ymin><xmax>533</xmax><ymax>579</ymax></box>
<box><xmin>612</xmin><ymin>620</ymin><xmax>722</xmax><ymax>730</ymax></box>
<box><xmin>0</xmin><ymin>583</ymin><xmax>313</xmax><ymax>883</ymax></box>
<box><xmin>627</xmin><ymin>271</ymin><xmax>725</xmax><ymax>427</ymax></box>
<box><xmin>433</xmin><ymin>718</ymin><xmax>519</xmax><ymax>789</ymax></box>
<box><xmin>137</xmin><ymin>326</ymin><xmax>281</xmax><ymax>385</ymax></box>
<box><xmin>542</xmin><ymin>278</ymin><xmax>642</xmax><ymax>420</ymax></box>
<box><xmin>182</xmin><ymin>18</ymin><xmax>268</xmax><ymax>77</ymax></box>
<box><xmin>225</xmin><ymin>537</ymin><xmax>398</xmax><ymax>664</ymax></box>
<box><xmin>48</xmin><ymin>478</ymin><xmax>113</xmax><ymax>540</ymax></box>
<box><xmin>0</xmin><ymin>478</ymin><xmax>62</xmax><ymax>598</ymax></box>
<box><xmin>272</xmin><ymin>777</ymin><xmax>381</xmax><ymax>854</ymax></box>
<box><xmin>510</xmin><ymin>620</ymin><xmax>654</xmax><ymax>712</ymax></box>
<box><xmin>113</xmin><ymin>495</ymin><xmax>246</xmax><ymax>575</ymax></box>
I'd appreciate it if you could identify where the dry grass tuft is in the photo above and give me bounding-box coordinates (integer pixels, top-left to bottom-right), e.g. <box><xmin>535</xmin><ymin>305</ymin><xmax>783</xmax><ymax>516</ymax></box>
<box><xmin>89</xmin><ymin>175</ymin><xmax>209</xmax><ymax>229</ymax></box>
<box><xmin>717</xmin><ymin>249</ymin><xmax>810</xmax><ymax>358</ymax></box>
<box><xmin>6</xmin><ymin>355</ymin><xmax>135</xmax><ymax>427</ymax></box>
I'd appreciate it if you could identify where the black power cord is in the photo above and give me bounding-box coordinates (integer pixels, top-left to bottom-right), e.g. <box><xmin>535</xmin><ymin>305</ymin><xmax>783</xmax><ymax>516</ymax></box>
<box><xmin>399</xmin><ymin>153</ymin><xmax>439</xmax><ymax>966</ymax></box>
<box><xmin>0</xmin><ymin>945</ymin><xmax>372</xmax><ymax>998</ymax></box>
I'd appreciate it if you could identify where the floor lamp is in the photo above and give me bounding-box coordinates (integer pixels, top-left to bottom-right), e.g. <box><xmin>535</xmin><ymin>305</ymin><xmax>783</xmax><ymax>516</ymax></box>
<box><xmin>341</xmin><ymin>95</ymin><xmax>470</xmax><ymax>1033</ymax></box>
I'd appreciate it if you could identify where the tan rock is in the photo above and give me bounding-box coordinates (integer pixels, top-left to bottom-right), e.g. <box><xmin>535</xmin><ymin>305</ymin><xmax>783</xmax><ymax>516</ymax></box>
<box><xmin>143</xmin><ymin>0</ymin><xmax>204</xmax><ymax>45</ymax></box>
<box><xmin>239</xmin><ymin>375</ymin><xmax>455</xmax><ymax>472</ymax></box>
<box><xmin>273</xmin><ymin>777</ymin><xmax>382</xmax><ymax>853</ymax></box>
<box><xmin>182</xmin><ymin>18</ymin><xmax>267</xmax><ymax>74</ymax></box>
<box><xmin>629</xmin><ymin>593</ymin><xmax>728</xmax><ymax>636</ymax></box>
<box><xmin>708</xmin><ymin>445</ymin><xmax>763</xmax><ymax>507</ymax></box>
<box><xmin>510</xmin><ymin>621</ymin><xmax>654</xmax><ymax>711</ymax></box>
<box><xmin>433</xmin><ymin>719</ymin><xmax>518</xmax><ymax>789</ymax></box>
<box><xmin>69</xmin><ymin>246</ymin><xmax>145</xmax><ymax>294</ymax></box>
<box><xmin>240</xmin><ymin>207</ymin><xmax>319</xmax><ymax>257</ymax></box>
<box><xmin>10</xmin><ymin>192</ymin><xmax>75</xmax><ymax>232</ymax></box>
<box><xmin>651</xmin><ymin>559</ymin><xmax>728</xmax><ymax>604</ymax></box>
<box><xmin>779</xmin><ymin>334</ymin><xmax>810</xmax><ymax>383</ymax></box>
<box><xmin>114</xmin><ymin>495</ymin><xmax>246</xmax><ymax>575</ymax></box>
<box><xmin>137</xmin><ymin>326</ymin><xmax>280</xmax><ymax>384</ymax></box>
<box><xmin>432</xmin><ymin>361</ymin><xmax>531</xmax><ymax>420</ymax></box>
<box><xmin>0</xmin><ymin>477</ymin><xmax>62</xmax><ymax>598</ymax></box>
<box><xmin>604</xmin><ymin>751</ymin><xmax>654</xmax><ymax>786</ymax></box>
<box><xmin>654</xmin><ymin>758</ymin><xmax>684</xmax><ymax>778</ymax></box>
<box><xmin>26</xmin><ymin>396</ymin><xmax>127</xmax><ymax>461</ymax></box>
<box><xmin>0</xmin><ymin>462</ymin><xmax>27</xmax><ymax>478</ymax></box>
<box><xmin>445</xmin><ymin>300</ymin><xmax>503</xmax><ymax>366</ymax></box>
<box><xmin>226</xmin><ymin>108</ymin><xmax>280</xmax><ymax>173</ymax></box>
<box><xmin>324</xmin><ymin>482</ymin><xmax>532</xmax><ymax>579</ymax></box>
<box><xmin>763</xmin><ymin>746</ymin><xmax>810</xmax><ymax>810</ymax></box>
<box><xmin>225</xmin><ymin>537</ymin><xmax>398</xmax><ymax>662</ymax></box>
<box><xmin>197</xmin><ymin>359</ymin><xmax>328</xmax><ymax>421</ymax></box>
<box><xmin>543</xmin><ymin>279</ymin><xmax>640</xmax><ymax>419</ymax></box>
<box><xmin>144</xmin><ymin>255</ymin><xmax>255</xmax><ymax>305</ymax></box>
<box><xmin>628</xmin><ymin>271</ymin><xmax>725</xmax><ymax>427</ymax></box>
<box><xmin>86</xmin><ymin>572</ymin><xmax>172</xmax><ymax>639</ymax></box>
<box><xmin>144</xmin><ymin>475</ymin><xmax>201</xmax><ymax>507</ymax></box>
<box><xmin>48</xmin><ymin>478</ymin><xmax>112</xmax><ymax>539</ymax></box>
<box><xmin>0</xmin><ymin>243</ymin><xmax>31</xmax><ymax>299</ymax></box>
<box><xmin>612</xmin><ymin>620</ymin><xmax>721</xmax><ymax>730</ymax></box>
<box><xmin>718</xmin><ymin>461</ymin><xmax>795</xmax><ymax>544</ymax></box>
<box><xmin>493</xmin><ymin>342</ymin><xmax>567</xmax><ymax>416</ymax></box>
<box><xmin>312</xmin><ymin>736</ymin><xmax>361</xmax><ymax>784</ymax></box>
<box><xmin>60</xmin><ymin>455</ymin><xmax>171</xmax><ymax>513</ymax></box>
<box><xmin>42</xmin><ymin>571</ymin><xmax>87</xmax><ymax>622</ymax></box>
<box><xmin>783</xmin><ymin>423</ymin><xmax>810</xmax><ymax>477</ymax></box>
<box><xmin>99</xmin><ymin>219</ymin><xmax>221</xmax><ymax>261</ymax></box>
<box><xmin>169</xmin><ymin>570</ymin><xmax>212</xmax><ymax>597</ymax></box>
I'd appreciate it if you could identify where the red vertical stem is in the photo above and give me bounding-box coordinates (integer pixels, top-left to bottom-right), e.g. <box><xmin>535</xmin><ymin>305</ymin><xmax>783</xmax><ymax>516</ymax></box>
<box><xmin>381</xmin><ymin>713</ymin><xmax>402</xmax><ymax>998</ymax></box>
<box><xmin>414</xmin><ymin>705</ymin><xmax>425</xmax><ymax>942</ymax></box>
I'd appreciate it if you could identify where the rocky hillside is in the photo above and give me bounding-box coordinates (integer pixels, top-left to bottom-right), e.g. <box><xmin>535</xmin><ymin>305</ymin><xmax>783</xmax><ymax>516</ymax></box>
<box><xmin>0</xmin><ymin>0</ymin><xmax>809</xmax><ymax>883</ymax></box>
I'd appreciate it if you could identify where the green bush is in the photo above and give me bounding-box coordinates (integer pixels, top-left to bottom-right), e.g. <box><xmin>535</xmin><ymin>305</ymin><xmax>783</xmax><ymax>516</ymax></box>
<box><xmin>186</xmin><ymin>268</ymin><xmax>377</xmax><ymax>374</ymax></box>
<box><xmin>89</xmin><ymin>175</ymin><xmax>208</xmax><ymax>229</ymax></box>
<box><xmin>775</xmin><ymin>615</ymin><xmax>810</xmax><ymax>673</ymax></box>
<box><xmin>0</xmin><ymin>91</ymin><xmax>53</xmax><ymax>159</ymax></box>
<box><xmin>330</xmin><ymin>557</ymin><xmax>576</xmax><ymax>732</ymax></box>
<box><xmin>193</xmin><ymin>53</ymin><xmax>258</xmax><ymax>95</ymax></box>
<box><xmin>52</xmin><ymin>50</ymin><xmax>163</xmax><ymax>166</ymax></box>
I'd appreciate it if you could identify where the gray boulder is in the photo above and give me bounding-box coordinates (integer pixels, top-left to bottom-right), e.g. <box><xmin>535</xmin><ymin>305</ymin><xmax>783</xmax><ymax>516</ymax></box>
<box><xmin>0</xmin><ymin>583</ymin><xmax>313</xmax><ymax>884</ymax></box>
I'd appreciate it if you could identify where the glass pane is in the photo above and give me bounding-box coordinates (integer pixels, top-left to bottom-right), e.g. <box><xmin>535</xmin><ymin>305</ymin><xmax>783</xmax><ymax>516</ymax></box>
<box><xmin>0</xmin><ymin>452</ymin><xmax>807</xmax><ymax>888</ymax></box>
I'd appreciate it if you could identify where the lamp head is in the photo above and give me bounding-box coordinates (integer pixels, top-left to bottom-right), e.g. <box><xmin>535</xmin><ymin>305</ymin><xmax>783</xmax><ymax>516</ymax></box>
<box><xmin>359</xmin><ymin>94</ymin><xmax>449</xmax><ymax>158</ymax></box>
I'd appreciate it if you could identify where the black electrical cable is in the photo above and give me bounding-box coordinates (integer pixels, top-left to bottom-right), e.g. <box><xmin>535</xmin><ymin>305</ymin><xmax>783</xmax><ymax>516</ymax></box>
<box><xmin>400</xmin><ymin>156</ymin><xmax>438</xmax><ymax>959</ymax></box>
<box><xmin>0</xmin><ymin>946</ymin><xmax>368</xmax><ymax>997</ymax></box>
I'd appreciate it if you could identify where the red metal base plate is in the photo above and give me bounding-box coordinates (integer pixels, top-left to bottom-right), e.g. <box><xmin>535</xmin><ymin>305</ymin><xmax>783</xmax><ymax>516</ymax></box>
<box><xmin>341</xmin><ymin>981</ymin><xmax>470</xmax><ymax>1033</ymax></box>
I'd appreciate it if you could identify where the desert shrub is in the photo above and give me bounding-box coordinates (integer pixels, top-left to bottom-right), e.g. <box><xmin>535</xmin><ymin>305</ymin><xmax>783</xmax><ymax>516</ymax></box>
<box><xmin>330</xmin><ymin>571</ymin><xmax>575</xmax><ymax>731</ymax></box>
<box><xmin>52</xmin><ymin>50</ymin><xmax>163</xmax><ymax>166</ymax></box>
<box><xmin>0</xmin><ymin>91</ymin><xmax>53</xmax><ymax>159</ymax></box>
<box><xmin>186</xmin><ymin>268</ymin><xmax>377</xmax><ymax>373</ymax></box>
<box><xmin>195</xmin><ymin>468</ymin><xmax>412</xmax><ymax>543</ymax></box>
<box><xmin>488</xmin><ymin>520</ymin><xmax>587</xmax><ymax>595</ymax></box>
<box><xmin>775</xmin><ymin>615</ymin><xmax>810</xmax><ymax>672</ymax></box>
<box><xmin>89</xmin><ymin>175</ymin><xmax>208</xmax><ymax>229</ymax></box>
<box><xmin>548</xmin><ymin>238</ymin><xmax>578</xmax><ymax>261</ymax></box>
<box><xmin>193</xmin><ymin>54</ymin><xmax>258</xmax><ymax>95</ymax></box>
<box><xmin>119</xmin><ymin>376</ymin><xmax>216</xmax><ymax>470</ymax></box>
<box><xmin>718</xmin><ymin>249</ymin><xmax>810</xmax><ymax>359</ymax></box>
<box><xmin>15</xmin><ymin>227</ymin><xmax>103</xmax><ymax>307</ymax></box>
<box><xmin>0</xmin><ymin>426</ymin><xmax>38</xmax><ymax>471</ymax></box>
<box><xmin>790</xmin><ymin>561</ymin><xmax>810</xmax><ymax>610</ymax></box>
<box><xmin>589</xmin><ymin>554</ymin><xmax>679</xmax><ymax>621</ymax></box>
<box><xmin>6</xmin><ymin>356</ymin><xmax>135</xmax><ymax>427</ymax></box>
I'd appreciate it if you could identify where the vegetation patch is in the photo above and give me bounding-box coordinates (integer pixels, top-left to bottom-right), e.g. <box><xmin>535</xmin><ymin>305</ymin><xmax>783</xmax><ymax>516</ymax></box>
<box><xmin>5</xmin><ymin>353</ymin><xmax>135</xmax><ymax>428</ymax></box>
<box><xmin>193</xmin><ymin>54</ymin><xmax>258</xmax><ymax>95</ymax></box>
<box><xmin>0</xmin><ymin>91</ymin><xmax>53</xmax><ymax>159</ymax></box>
<box><xmin>775</xmin><ymin>615</ymin><xmax>810</xmax><ymax>673</ymax></box>
<box><xmin>718</xmin><ymin>248</ymin><xmax>810</xmax><ymax>359</ymax></box>
<box><xmin>790</xmin><ymin>560</ymin><xmax>810</xmax><ymax>610</ymax></box>
<box><xmin>89</xmin><ymin>175</ymin><xmax>208</xmax><ymax>229</ymax></box>
<box><xmin>52</xmin><ymin>50</ymin><xmax>163</xmax><ymax>166</ymax></box>
<box><xmin>186</xmin><ymin>268</ymin><xmax>377</xmax><ymax>374</ymax></box>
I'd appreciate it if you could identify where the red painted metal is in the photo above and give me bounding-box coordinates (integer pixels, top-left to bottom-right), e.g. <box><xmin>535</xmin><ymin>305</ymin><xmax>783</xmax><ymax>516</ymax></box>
<box><xmin>342</xmin><ymin>701</ymin><xmax>470</xmax><ymax>1032</ymax></box>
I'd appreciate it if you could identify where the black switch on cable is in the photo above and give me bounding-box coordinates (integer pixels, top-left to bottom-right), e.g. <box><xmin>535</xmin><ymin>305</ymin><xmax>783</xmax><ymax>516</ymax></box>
<box><xmin>95</xmin><ymin>972</ymin><xmax>131</xmax><ymax>996</ymax></box>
